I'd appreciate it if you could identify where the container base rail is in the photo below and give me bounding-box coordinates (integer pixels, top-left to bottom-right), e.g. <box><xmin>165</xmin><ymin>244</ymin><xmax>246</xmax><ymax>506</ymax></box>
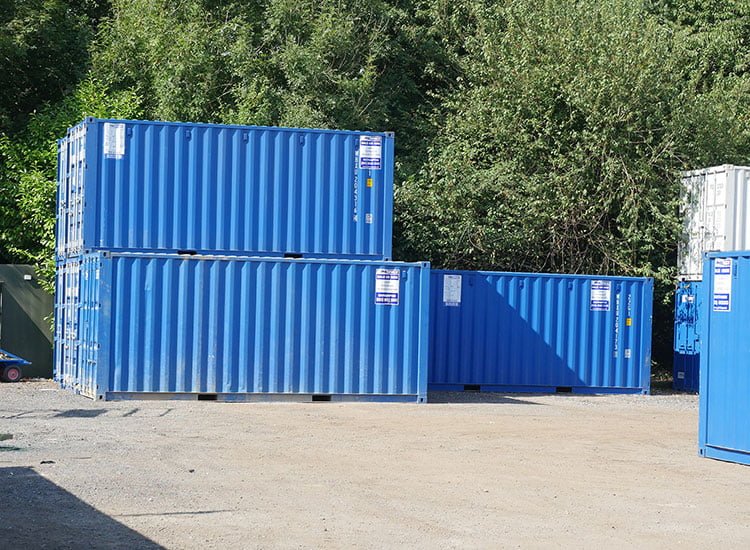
<box><xmin>699</xmin><ymin>445</ymin><xmax>750</xmax><ymax>467</ymax></box>
<box><xmin>428</xmin><ymin>383</ymin><xmax>648</xmax><ymax>395</ymax></box>
<box><xmin>70</xmin><ymin>248</ymin><xmax>392</xmax><ymax>262</ymax></box>
<box><xmin>92</xmin><ymin>391</ymin><xmax>426</xmax><ymax>403</ymax></box>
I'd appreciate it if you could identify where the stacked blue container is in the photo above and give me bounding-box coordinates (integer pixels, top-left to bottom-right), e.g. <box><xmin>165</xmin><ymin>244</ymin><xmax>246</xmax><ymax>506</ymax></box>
<box><xmin>55</xmin><ymin>118</ymin><xmax>429</xmax><ymax>402</ymax></box>
<box><xmin>56</xmin><ymin>118</ymin><xmax>395</xmax><ymax>260</ymax></box>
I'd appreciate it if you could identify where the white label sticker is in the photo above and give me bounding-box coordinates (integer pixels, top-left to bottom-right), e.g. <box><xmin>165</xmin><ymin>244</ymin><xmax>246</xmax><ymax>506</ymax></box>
<box><xmin>359</xmin><ymin>136</ymin><xmax>382</xmax><ymax>170</ymax></box>
<box><xmin>103</xmin><ymin>123</ymin><xmax>125</xmax><ymax>159</ymax></box>
<box><xmin>375</xmin><ymin>268</ymin><xmax>400</xmax><ymax>305</ymax></box>
<box><xmin>624</xmin><ymin>348</ymin><xmax>631</xmax><ymax>359</ymax></box>
<box><xmin>713</xmin><ymin>258</ymin><xmax>732</xmax><ymax>312</ymax></box>
<box><xmin>365</xmin><ymin>213</ymin><xmax>373</xmax><ymax>224</ymax></box>
<box><xmin>443</xmin><ymin>274</ymin><xmax>462</xmax><ymax>306</ymax></box>
<box><xmin>590</xmin><ymin>280</ymin><xmax>611</xmax><ymax>311</ymax></box>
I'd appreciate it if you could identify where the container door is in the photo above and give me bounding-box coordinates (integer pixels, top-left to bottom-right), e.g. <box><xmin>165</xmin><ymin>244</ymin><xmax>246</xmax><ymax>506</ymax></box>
<box><xmin>77</xmin><ymin>258</ymin><xmax>97</xmax><ymax>399</ymax></box>
<box><xmin>674</xmin><ymin>282</ymin><xmax>700</xmax><ymax>354</ymax></box>
<box><xmin>703</xmin><ymin>170</ymin><xmax>727</xmax><ymax>252</ymax></box>
<box><xmin>54</xmin><ymin>268</ymin><xmax>64</xmax><ymax>382</ymax></box>
<box><xmin>737</xmin><ymin>168</ymin><xmax>750</xmax><ymax>251</ymax></box>
<box><xmin>704</xmin><ymin>257</ymin><xmax>750</xmax><ymax>454</ymax></box>
<box><xmin>65</xmin><ymin>263</ymin><xmax>80</xmax><ymax>392</ymax></box>
<box><xmin>679</xmin><ymin>172</ymin><xmax>706</xmax><ymax>279</ymax></box>
<box><xmin>674</xmin><ymin>282</ymin><xmax>701</xmax><ymax>391</ymax></box>
<box><xmin>56</xmin><ymin>138</ymin><xmax>69</xmax><ymax>260</ymax></box>
<box><xmin>68</xmin><ymin>125</ymin><xmax>86</xmax><ymax>258</ymax></box>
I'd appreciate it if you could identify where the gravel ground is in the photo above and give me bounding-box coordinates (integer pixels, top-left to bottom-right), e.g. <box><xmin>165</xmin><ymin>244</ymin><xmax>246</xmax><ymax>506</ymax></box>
<box><xmin>0</xmin><ymin>380</ymin><xmax>747</xmax><ymax>549</ymax></box>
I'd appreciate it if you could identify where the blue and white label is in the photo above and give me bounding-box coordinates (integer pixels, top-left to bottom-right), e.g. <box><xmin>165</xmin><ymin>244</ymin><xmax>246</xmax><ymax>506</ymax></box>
<box><xmin>359</xmin><ymin>136</ymin><xmax>382</xmax><ymax>170</ymax></box>
<box><xmin>103</xmin><ymin>122</ymin><xmax>125</xmax><ymax>159</ymax></box>
<box><xmin>375</xmin><ymin>268</ymin><xmax>400</xmax><ymax>305</ymax></box>
<box><xmin>443</xmin><ymin>274</ymin><xmax>462</xmax><ymax>306</ymax></box>
<box><xmin>590</xmin><ymin>280</ymin><xmax>611</xmax><ymax>311</ymax></box>
<box><xmin>713</xmin><ymin>258</ymin><xmax>732</xmax><ymax>312</ymax></box>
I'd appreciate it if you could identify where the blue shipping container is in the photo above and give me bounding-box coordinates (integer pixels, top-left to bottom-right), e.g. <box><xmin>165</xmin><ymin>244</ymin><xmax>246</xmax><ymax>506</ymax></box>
<box><xmin>56</xmin><ymin>118</ymin><xmax>394</xmax><ymax>260</ymax></box>
<box><xmin>699</xmin><ymin>251</ymin><xmax>750</xmax><ymax>465</ymax></box>
<box><xmin>429</xmin><ymin>270</ymin><xmax>653</xmax><ymax>394</ymax></box>
<box><xmin>55</xmin><ymin>253</ymin><xmax>429</xmax><ymax>402</ymax></box>
<box><xmin>673</xmin><ymin>280</ymin><xmax>701</xmax><ymax>392</ymax></box>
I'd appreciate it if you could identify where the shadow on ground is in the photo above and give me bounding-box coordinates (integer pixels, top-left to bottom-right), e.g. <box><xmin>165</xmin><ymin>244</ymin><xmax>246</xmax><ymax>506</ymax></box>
<box><xmin>650</xmin><ymin>379</ymin><xmax>697</xmax><ymax>395</ymax></box>
<box><xmin>428</xmin><ymin>392</ymin><xmax>544</xmax><ymax>405</ymax></box>
<box><xmin>0</xmin><ymin>467</ymin><xmax>163</xmax><ymax>549</ymax></box>
<box><xmin>54</xmin><ymin>409</ymin><xmax>108</xmax><ymax>418</ymax></box>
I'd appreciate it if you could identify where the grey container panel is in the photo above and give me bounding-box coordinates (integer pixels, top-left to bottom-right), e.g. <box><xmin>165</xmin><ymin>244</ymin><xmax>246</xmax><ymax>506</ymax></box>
<box><xmin>678</xmin><ymin>165</ymin><xmax>750</xmax><ymax>280</ymax></box>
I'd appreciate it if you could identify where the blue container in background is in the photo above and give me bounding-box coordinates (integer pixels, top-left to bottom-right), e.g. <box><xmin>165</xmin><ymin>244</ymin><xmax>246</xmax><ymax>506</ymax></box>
<box><xmin>673</xmin><ymin>280</ymin><xmax>701</xmax><ymax>392</ymax></box>
<box><xmin>699</xmin><ymin>251</ymin><xmax>750</xmax><ymax>465</ymax></box>
<box><xmin>56</xmin><ymin>118</ymin><xmax>394</xmax><ymax>261</ymax></box>
<box><xmin>55</xmin><ymin>253</ymin><xmax>429</xmax><ymax>402</ymax></box>
<box><xmin>429</xmin><ymin>270</ymin><xmax>653</xmax><ymax>394</ymax></box>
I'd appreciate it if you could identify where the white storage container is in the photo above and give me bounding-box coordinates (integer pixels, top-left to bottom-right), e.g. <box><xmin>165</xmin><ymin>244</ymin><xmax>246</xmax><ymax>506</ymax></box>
<box><xmin>678</xmin><ymin>165</ymin><xmax>750</xmax><ymax>280</ymax></box>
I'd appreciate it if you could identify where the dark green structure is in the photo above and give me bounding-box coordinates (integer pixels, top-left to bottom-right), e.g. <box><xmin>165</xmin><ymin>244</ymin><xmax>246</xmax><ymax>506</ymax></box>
<box><xmin>0</xmin><ymin>265</ymin><xmax>53</xmax><ymax>378</ymax></box>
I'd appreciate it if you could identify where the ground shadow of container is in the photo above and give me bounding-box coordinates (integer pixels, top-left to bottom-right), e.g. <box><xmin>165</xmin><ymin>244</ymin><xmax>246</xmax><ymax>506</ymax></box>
<box><xmin>428</xmin><ymin>271</ymin><xmax>652</xmax><ymax>394</ymax></box>
<box><xmin>0</xmin><ymin>467</ymin><xmax>163</xmax><ymax>549</ymax></box>
<box><xmin>426</xmin><ymin>392</ymin><xmax>545</xmax><ymax>405</ymax></box>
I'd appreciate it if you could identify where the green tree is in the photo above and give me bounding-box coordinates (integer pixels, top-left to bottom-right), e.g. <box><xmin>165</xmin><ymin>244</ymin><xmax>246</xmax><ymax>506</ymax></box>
<box><xmin>399</xmin><ymin>1</ymin><xmax>682</xmax><ymax>275</ymax></box>
<box><xmin>0</xmin><ymin>78</ymin><xmax>141</xmax><ymax>287</ymax></box>
<box><xmin>395</xmin><ymin>0</ymin><xmax>750</xmax><ymax>368</ymax></box>
<box><xmin>0</xmin><ymin>0</ymin><xmax>110</xmax><ymax>133</ymax></box>
<box><xmin>93</xmin><ymin>0</ymin><xmax>457</xmax><ymax>175</ymax></box>
<box><xmin>648</xmin><ymin>1</ymin><xmax>750</xmax><ymax>165</ymax></box>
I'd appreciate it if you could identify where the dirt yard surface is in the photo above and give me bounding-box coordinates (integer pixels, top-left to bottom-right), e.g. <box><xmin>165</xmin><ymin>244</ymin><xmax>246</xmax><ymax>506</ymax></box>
<box><xmin>1</xmin><ymin>381</ymin><xmax>748</xmax><ymax>548</ymax></box>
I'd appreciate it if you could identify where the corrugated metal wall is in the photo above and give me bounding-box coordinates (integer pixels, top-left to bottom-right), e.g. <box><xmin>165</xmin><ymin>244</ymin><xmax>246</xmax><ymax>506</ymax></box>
<box><xmin>678</xmin><ymin>165</ymin><xmax>750</xmax><ymax>280</ymax></box>
<box><xmin>54</xmin><ymin>261</ymin><xmax>79</xmax><ymax>388</ymax></box>
<box><xmin>699</xmin><ymin>252</ymin><xmax>750</xmax><ymax>465</ymax></box>
<box><xmin>673</xmin><ymin>281</ymin><xmax>701</xmax><ymax>392</ymax></box>
<box><xmin>57</xmin><ymin>118</ymin><xmax>394</xmax><ymax>260</ymax></box>
<box><xmin>429</xmin><ymin>270</ymin><xmax>653</xmax><ymax>393</ymax></box>
<box><xmin>57</xmin><ymin>253</ymin><xmax>429</xmax><ymax>401</ymax></box>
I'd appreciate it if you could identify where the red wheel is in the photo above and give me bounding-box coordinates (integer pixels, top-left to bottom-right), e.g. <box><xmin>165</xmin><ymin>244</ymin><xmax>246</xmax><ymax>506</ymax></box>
<box><xmin>2</xmin><ymin>366</ymin><xmax>22</xmax><ymax>383</ymax></box>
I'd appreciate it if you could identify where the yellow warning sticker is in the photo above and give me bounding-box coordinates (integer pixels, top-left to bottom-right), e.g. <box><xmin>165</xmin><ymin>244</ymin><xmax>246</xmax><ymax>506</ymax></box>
<box><xmin>625</xmin><ymin>317</ymin><xmax>632</xmax><ymax>326</ymax></box>
<box><xmin>366</xmin><ymin>178</ymin><xmax>373</xmax><ymax>188</ymax></box>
